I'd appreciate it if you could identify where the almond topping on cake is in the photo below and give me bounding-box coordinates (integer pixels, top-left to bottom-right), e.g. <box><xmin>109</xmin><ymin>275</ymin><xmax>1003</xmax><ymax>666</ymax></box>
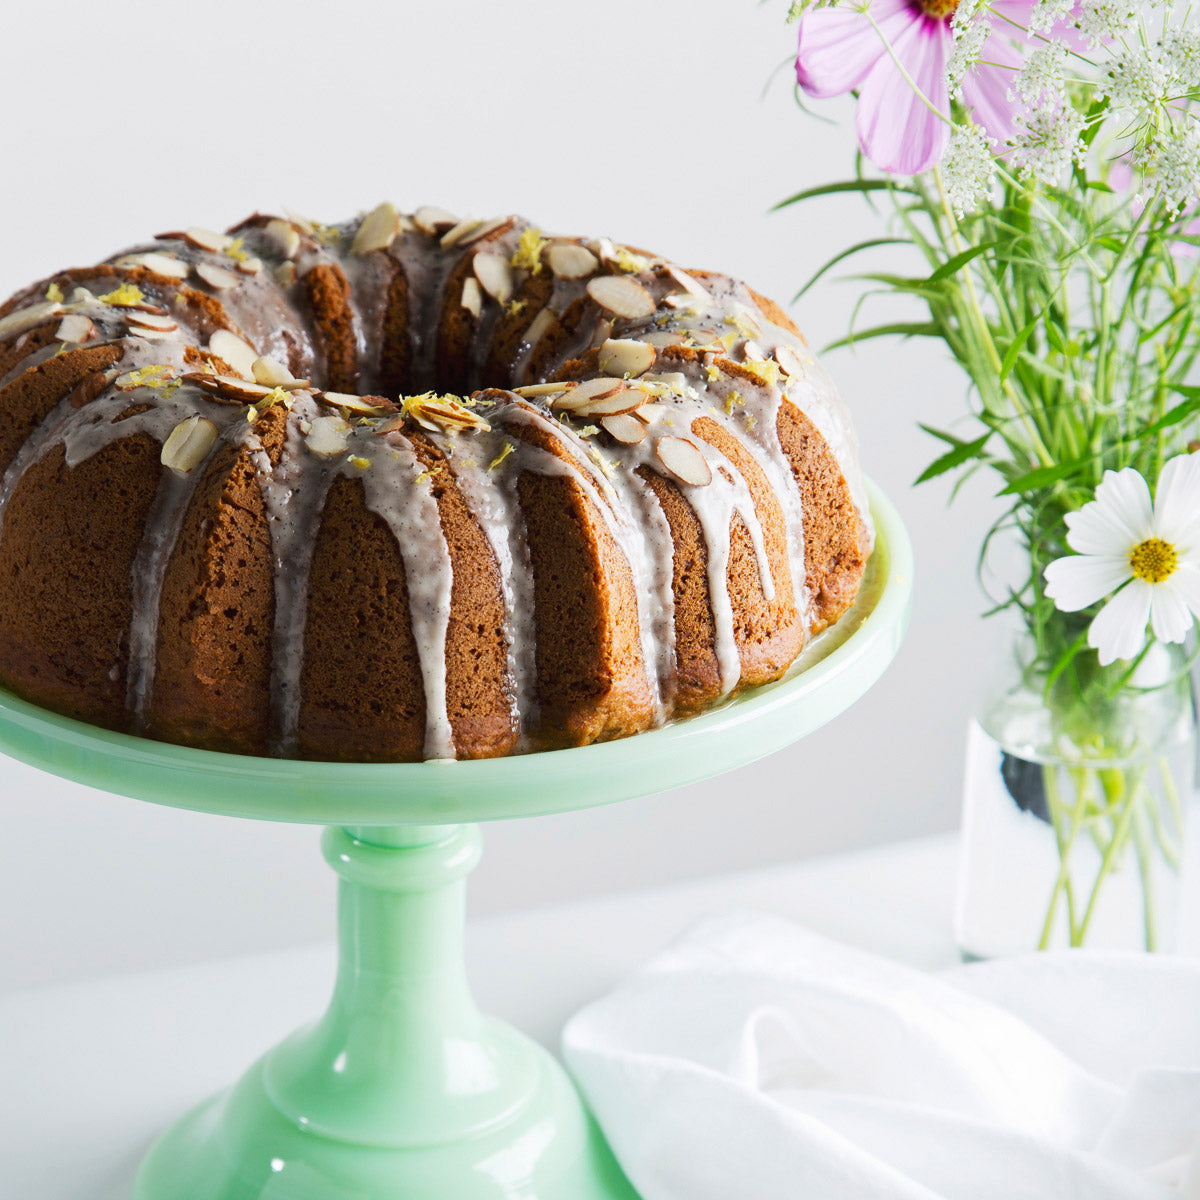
<box><xmin>473</xmin><ymin>252</ymin><xmax>514</xmax><ymax>303</ymax></box>
<box><xmin>194</xmin><ymin>262</ymin><xmax>241</xmax><ymax>291</ymax></box>
<box><xmin>305</xmin><ymin>415</ymin><xmax>353</xmax><ymax>458</ymax></box>
<box><xmin>598</xmin><ymin>338</ymin><xmax>656</xmax><ymax>378</ymax></box>
<box><xmin>654</xmin><ymin>436</ymin><xmax>713</xmax><ymax>487</ymax></box>
<box><xmin>546</xmin><ymin>242</ymin><xmax>598</xmax><ymax>279</ymax></box>
<box><xmin>586</xmin><ymin>276</ymin><xmax>656</xmax><ymax>320</ymax></box>
<box><xmin>0</xmin><ymin>301</ymin><xmax>63</xmax><ymax>342</ymax></box>
<box><xmin>774</xmin><ymin>344</ymin><xmax>806</xmax><ymax>377</ymax></box>
<box><xmin>184</xmin><ymin>228</ymin><xmax>233</xmax><ymax>253</ymax></box>
<box><xmin>207</xmin><ymin>330</ymin><xmax>258</xmax><ymax>378</ymax></box>
<box><xmin>264</xmin><ymin>219</ymin><xmax>301</xmax><ymax>260</ymax></box>
<box><xmin>161</xmin><ymin>415</ymin><xmax>218</xmax><ymax>474</ymax></box>
<box><xmin>600</xmin><ymin>413</ymin><xmax>648</xmax><ymax>444</ymax></box>
<box><xmin>251</xmin><ymin>356</ymin><xmax>308</xmax><ymax>389</ymax></box>
<box><xmin>55</xmin><ymin>314</ymin><xmax>95</xmax><ymax>343</ymax></box>
<box><xmin>352</xmin><ymin>203</ymin><xmax>401</xmax><ymax>255</ymax></box>
<box><xmin>413</xmin><ymin>206</ymin><xmax>459</xmax><ymax>236</ymax></box>
<box><xmin>460</xmin><ymin>276</ymin><xmax>483</xmax><ymax>319</ymax></box>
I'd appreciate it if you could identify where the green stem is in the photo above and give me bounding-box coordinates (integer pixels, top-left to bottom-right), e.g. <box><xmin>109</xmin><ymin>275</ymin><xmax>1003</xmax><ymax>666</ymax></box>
<box><xmin>1075</xmin><ymin>765</ymin><xmax>1143</xmax><ymax>946</ymax></box>
<box><xmin>1039</xmin><ymin>762</ymin><xmax>1089</xmax><ymax>949</ymax></box>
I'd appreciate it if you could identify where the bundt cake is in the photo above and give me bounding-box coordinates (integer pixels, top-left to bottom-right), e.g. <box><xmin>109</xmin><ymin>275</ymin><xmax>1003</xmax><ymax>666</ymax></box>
<box><xmin>0</xmin><ymin>204</ymin><xmax>872</xmax><ymax>761</ymax></box>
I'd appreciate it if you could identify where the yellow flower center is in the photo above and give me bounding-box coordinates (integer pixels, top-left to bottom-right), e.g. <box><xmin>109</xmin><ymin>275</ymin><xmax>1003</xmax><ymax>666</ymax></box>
<box><xmin>918</xmin><ymin>0</ymin><xmax>959</xmax><ymax>17</ymax></box>
<box><xmin>1128</xmin><ymin>537</ymin><xmax>1179</xmax><ymax>584</ymax></box>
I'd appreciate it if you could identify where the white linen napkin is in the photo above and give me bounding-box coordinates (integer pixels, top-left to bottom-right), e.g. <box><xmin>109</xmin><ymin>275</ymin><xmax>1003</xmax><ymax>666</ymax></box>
<box><xmin>562</xmin><ymin>913</ymin><xmax>1200</xmax><ymax>1200</ymax></box>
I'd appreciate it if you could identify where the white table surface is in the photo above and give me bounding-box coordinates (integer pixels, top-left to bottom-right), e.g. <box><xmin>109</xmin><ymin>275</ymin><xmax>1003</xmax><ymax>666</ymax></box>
<box><xmin>1</xmin><ymin>834</ymin><xmax>962</xmax><ymax>1197</ymax></box>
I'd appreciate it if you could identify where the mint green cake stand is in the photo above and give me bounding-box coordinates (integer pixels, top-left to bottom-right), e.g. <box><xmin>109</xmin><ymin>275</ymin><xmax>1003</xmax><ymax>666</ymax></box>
<box><xmin>0</xmin><ymin>480</ymin><xmax>910</xmax><ymax>1200</ymax></box>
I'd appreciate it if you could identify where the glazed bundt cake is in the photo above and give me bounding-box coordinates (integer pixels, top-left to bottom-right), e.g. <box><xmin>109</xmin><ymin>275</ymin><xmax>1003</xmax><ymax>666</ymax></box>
<box><xmin>0</xmin><ymin>204</ymin><xmax>872</xmax><ymax>761</ymax></box>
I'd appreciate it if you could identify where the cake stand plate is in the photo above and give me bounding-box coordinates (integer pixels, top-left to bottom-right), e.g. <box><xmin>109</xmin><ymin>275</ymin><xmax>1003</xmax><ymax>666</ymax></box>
<box><xmin>0</xmin><ymin>480</ymin><xmax>911</xmax><ymax>1200</ymax></box>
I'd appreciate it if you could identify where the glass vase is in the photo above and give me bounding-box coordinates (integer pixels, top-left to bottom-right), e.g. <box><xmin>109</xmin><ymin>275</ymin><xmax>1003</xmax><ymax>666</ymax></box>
<box><xmin>955</xmin><ymin>631</ymin><xmax>1198</xmax><ymax>958</ymax></box>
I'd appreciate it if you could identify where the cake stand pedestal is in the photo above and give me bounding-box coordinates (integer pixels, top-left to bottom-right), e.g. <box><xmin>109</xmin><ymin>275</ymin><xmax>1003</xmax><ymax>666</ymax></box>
<box><xmin>0</xmin><ymin>481</ymin><xmax>910</xmax><ymax>1200</ymax></box>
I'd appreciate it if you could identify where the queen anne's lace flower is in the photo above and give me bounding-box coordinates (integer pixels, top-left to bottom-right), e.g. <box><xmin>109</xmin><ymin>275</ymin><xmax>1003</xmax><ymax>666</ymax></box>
<box><xmin>1076</xmin><ymin>0</ymin><xmax>1140</xmax><ymax>47</ymax></box>
<box><xmin>1158</xmin><ymin>28</ymin><xmax>1200</xmax><ymax>89</ymax></box>
<box><xmin>942</xmin><ymin>122</ymin><xmax>997</xmax><ymax>214</ymax></box>
<box><xmin>1010</xmin><ymin>42</ymin><xmax>1070</xmax><ymax>109</ymax></box>
<box><xmin>948</xmin><ymin>0</ymin><xmax>990</xmax><ymax>94</ymax></box>
<box><xmin>1138</xmin><ymin>124</ymin><xmax>1200</xmax><ymax>215</ymax></box>
<box><xmin>1009</xmin><ymin>104</ymin><xmax>1087</xmax><ymax>185</ymax></box>
<box><xmin>1044</xmin><ymin>454</ymin><xmax>1200</xmax><ymax>665</ymax></box>
<box><xmin>1098</xmin><ymin>48</ymin><xmax>1171</xmax><ymax>113</ymax></box>
<box><xmin>1029</xmin><ymin>0</ymin><xmax>1077</xmax><ymax>34</ymax></box>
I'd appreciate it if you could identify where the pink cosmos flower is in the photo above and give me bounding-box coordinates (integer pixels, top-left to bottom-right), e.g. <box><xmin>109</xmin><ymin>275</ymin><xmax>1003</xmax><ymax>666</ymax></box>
<box><xmin>795</xmin><ymin>0</ymin><xmax>1041</xmax><ymax>175</ymax></box>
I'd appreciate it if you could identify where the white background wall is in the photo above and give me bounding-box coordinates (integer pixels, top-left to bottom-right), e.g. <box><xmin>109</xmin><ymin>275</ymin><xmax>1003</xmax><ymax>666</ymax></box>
<box><xmin>0</xmin><ymin>0</ymin><xmax>1005</xmax><ymax>994</ymax></box>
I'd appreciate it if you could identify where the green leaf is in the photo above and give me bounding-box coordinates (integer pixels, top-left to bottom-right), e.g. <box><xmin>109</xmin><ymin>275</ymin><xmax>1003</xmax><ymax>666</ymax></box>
<box><xmin>772</xmin><ymin>178</ymin><xmax>916</xmax><ymax>210</ymax></box>
<box><xmin>999</xmin><ymin>319</ymin><xmax>1038</xmax><ymax>383</ymax></box>
<box><xmin>917</xmin><ymin>422</ymin><xmax>968</xmax><ymax>447</ymax></box>
<box><xmin>926</xmin><ymin>241</ymin><xmax>997</xmax><ymax>284</ymax></box>
<box><xmin>823</xmin><ymin>322</ymin><xmax>943</xmax><ymax>352</ymax></box>
<box><xmin>998</xmin><ymin>461</ymin><xmax>1082</xmax><ymax>495</ymax></box>
<box><xmin>915</xmin><ymin>433</ymin><xmax>991</xmax><ymax>484</ymax></box>
<box><xmin>793</xmin><ymin>238</ymin><xmax>905</xmax><ymax>300</ymax></box>
<box><xmin>1142</xmin><ymin>395</ymin><xmax>1200</xmax><ymax>437</ymax></box>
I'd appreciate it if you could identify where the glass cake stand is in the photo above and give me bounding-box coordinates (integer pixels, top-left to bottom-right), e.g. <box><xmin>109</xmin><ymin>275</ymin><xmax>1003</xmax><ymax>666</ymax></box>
<box><xmin>0</xmin><ymin>480</ymin><xmax>910</xmax><ymax>1200</ymax></box>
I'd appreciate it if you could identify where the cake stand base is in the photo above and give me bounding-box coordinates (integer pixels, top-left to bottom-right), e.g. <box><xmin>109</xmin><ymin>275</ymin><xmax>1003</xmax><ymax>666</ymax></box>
<box><xmin>132</xmin><ymin>823</ymin><xmax>636</xmax><ymax>1200</ymax></box>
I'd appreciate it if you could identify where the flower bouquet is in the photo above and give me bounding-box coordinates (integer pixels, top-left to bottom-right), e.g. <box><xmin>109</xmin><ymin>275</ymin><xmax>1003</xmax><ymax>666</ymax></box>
<box><xmin>784</xmin><ymin>0</ymin><xmax>1200</xmax><ymax>952</ymax></box>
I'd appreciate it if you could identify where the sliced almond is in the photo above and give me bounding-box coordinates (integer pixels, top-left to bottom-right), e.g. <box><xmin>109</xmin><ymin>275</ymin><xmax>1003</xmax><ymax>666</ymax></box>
<box><xmin>572</xmin><ymin>387</ymin><xmax>648</xmax><ymax>417</ymax></box>
<box><xmin>641</xmin><ymin>330</ymin><xmax>685</xmax><ymax>348</ymax></box>
<box><xmin>373</xmin><ymin>414</ymin><xmax>406</xmax><ymax>436</ymax></box>
<box><xmin>305</xmin><ymin>415</ymin><xmax>352</xmax><ymax>458</ymax></box>
<box><xmin>586</xmin><ymin>275</ymin><xmax>655</xmax><ymax>320</ymax></box>
<box><xmin>126</xmin><ymin>310</ymin><xmax>179</xmax><ymax>332</ymax></box>
<box><xmin>600</xmin><ymin>413</ymin><xmax>647</xmax><ymax>445</ymax></box>
<box><xmin>654</xmin><ymin>436</ymin><xmax>712</xmax><ymax>487</ymax></box>
<box><xmin>235</xmin><ymin>255</ymin><xmax>263</xmax><ymax>276</ymax></box>
<box><xmin>546</xmin><ymin>242</ymin><xmax>598</xmax><ymax>279</ymax></box>
<box><xmin>184</xmin><ymin>374</ymin><xmax>274</xmax><ymax>402</ymax></box>
<box><xmin>589</xmin><ymin>236</ymin><xmax>617</xmax><ymax>265</ymax></box>
<box><xmin>208</xmin><ymin>330</ymin><xmax>257</xmax><ymax>378</ymax></box>
<box><xmin>598</xmin><ymin>338</ymin><xmax>656</xmax><ymax>378</ymax></box>
<box><xmin>0</xmin><ymin>300</ymin><xmax>62</xmax><ymax>341</ymax></box>
<box><xmin>514</xmin><ymin>381</ymin><xmax>575</xmax><ymax>399</ymax></box>
<box><xmin>161</xmin><ymin>415</ymin><xmax>218</xmax><ymax>474</ymax></box>
<box><xmin>413</xmin><ymin>205</ymin><xmax>459</xmax><ymax>236</ymax></box>
<box><xmin>774</xmin><ymin>344</ymin><xmax>806</xmax><ymax>377</ymax></box>
<box><xmin>523</xmin><ymin>306</ymin><xmax>559</xmax><ymax>348</ymax></box>
<box><xmin>55</xmin><ymin>313</ymin><xmax>94</xmax><ymax>343</ymax></box>
<box><xmin>126</xmin><ymin>252</ymin><xmax>190</xmax><ymax>279</ymax></box>
<box><xmin>194</xmin><ymin>262</ymin><xmax>241</xmax><ymax>290</ymax></box>
<box><xmin>439</xmin><ymin>216</ymin><xmax>484</xmax><ymax>248</ymax></box>
<box><xmin>251</xmin><ymin>356</ymin><xmax>302</xmax><ymax>387</ymax></box>
<box><xmin>456</xmin><ymin>215</ymin><xmax>510</xmax><ymax>247</ymax></box>
<box><xmin>405</xmin><ymin>393</ymin><xmax>490</xmax><ymax>433</ymax></box>
<box><xmin>589</xmin><ymin>318</ymin><xmax>613</xmax><ymax>349</ymax></box>
<box><xmin>352</xmin><ymin>202</ymin><xmax>400</xmax><ymax>254</ymax></box>
<box><xmin>264</xmin><ymin>218</ymin><xmax>301</xmax><ymax>259</ymax></box>
<box><xmin>460</xmin><ymin>276</ymin><xmax>483</xmax><ymax>319</ymax></box>
<box><xmin>473</xmin><ymin>252</ymin><xmax>514</xmax><ymax>303</ymax></box>
<box><xmin>742</xmin><ymin>340</ymin><xmax>767</xmax><ymax>362</ymax></box>
<box><xmin>184</xmin><ymin>227</ymin><xmax>232</xmax><ymax>253</ymax></box>
<box><xmin>316</xmin><ymin>390</ymin><xmax>393</xmax><ymax>415</ymax></box>
<box><xmin>549</xmin><ymin>376</ymin><xmax>626</xmax><ymax>412</ymax></box>
<box><xmin>665</xmin><ymin>264</ymin><xmax>711</xmax><ymax>300</ymax></box>
<box><xmin>274</xmin><ymin>261</ymin><xmax>297</xmax><ymax>287</ymax></box>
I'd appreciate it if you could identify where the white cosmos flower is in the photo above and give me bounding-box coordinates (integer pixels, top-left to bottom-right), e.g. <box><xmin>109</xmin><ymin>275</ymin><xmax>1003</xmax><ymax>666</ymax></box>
<box><xmin>1043</xmin><ymin>454</ymin><xmax>1200</xmax><ymax>666</ymax></box>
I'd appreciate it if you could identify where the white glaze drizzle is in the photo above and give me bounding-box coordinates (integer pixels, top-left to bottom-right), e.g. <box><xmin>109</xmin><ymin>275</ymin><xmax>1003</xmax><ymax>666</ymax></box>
<box><xmin>356</xmin><ymin>430</ymin><xmax>457</xmax><ymax>760</ymax></box>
